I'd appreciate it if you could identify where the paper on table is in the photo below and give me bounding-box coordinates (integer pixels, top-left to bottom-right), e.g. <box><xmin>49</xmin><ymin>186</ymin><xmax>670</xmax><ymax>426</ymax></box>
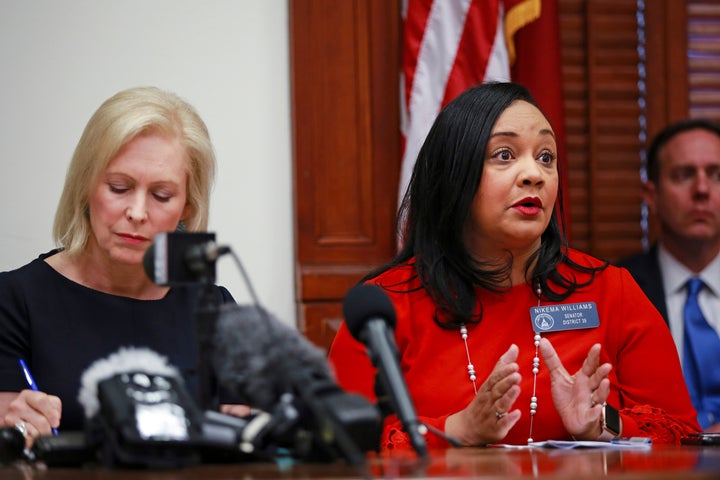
<box><xmin>527</xmin><ymin>439</ymin><xmax>652</xmax><ymax>450</ymax></box>
<box><xmin>491</xmin><ymin>438</ymin><xmax>652</xmax><ymax>450</ymax></box>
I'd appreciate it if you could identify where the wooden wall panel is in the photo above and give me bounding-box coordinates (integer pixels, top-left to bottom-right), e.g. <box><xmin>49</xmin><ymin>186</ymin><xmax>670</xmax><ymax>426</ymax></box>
<box><xmin>583</xmin><ymin>1</ymin><xmax>642</xmax><ymax>261</ymax></box>
<box><xmin>688</xmin><ymin>1</ymin><xmax>720</xmax><ymax>120</ymax></box>
<box><xmin>290</xmin><ymin>0</ymin><xmax>400</xmax><ymax>349</ymax></box>
<box><xmin>559</xmin><ymin>0</ymin><xmax>590</xmax><ymax>251</ymax></box>
<box><xmin>559</xmin><ymin>0</ymin><xmax>645</xmax><ymax>261</ymax></box>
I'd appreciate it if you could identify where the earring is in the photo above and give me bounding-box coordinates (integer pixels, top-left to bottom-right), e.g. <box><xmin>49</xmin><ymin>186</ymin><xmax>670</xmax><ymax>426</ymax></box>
<box><xmin>84</xmin><ymin>206</ymin><xmax>90</xmax><ymax>218</ymax></box>
<box><xmin>176</xmin><ymin>221</ymin><xmax>186</xmax><ymax>232</ymax></box>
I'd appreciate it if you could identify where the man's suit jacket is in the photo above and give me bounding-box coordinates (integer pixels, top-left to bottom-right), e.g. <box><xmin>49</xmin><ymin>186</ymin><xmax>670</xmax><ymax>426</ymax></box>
<box><xmin>618</xmin><ymin>245</ymin><xmax>670</xmax><ymax>325</ymax></box>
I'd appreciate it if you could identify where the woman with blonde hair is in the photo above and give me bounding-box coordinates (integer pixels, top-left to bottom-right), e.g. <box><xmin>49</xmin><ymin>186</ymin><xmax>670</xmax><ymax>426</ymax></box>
<box><xmin>0</xmin><ymin>86</ymin><xmax>234</xmax><ymax>441</ymax></box>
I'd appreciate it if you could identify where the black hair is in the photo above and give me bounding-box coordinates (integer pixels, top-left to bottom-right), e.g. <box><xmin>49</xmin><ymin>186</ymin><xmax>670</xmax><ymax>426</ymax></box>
<box><xmin>646</xmin><ymin>118</ymin><xmax>720</xmax><ymax>182</ymax></box>
<box><xmin>363</xmin><ymin>81</ymin><xmax>606</xmax><ymax>328</ymax></box>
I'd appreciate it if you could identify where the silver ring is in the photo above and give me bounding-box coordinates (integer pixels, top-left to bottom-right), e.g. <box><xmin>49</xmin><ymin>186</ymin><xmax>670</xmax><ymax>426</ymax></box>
<box><xmin>14</xmin><ymin>420</ymin><xmax>27</xmax><ymax>437</ymax></box>
<box><xmin>495</xmin><ymin>411</ymin><xmax>507</xmax><ymax>419</ymax></box>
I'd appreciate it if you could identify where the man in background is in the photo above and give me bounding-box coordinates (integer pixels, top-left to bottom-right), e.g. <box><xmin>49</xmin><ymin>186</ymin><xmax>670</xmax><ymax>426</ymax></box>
<box><xmin>620</xmin><ymin>118</ymin><xmax>720</xmax><ymax>431</ymax></box>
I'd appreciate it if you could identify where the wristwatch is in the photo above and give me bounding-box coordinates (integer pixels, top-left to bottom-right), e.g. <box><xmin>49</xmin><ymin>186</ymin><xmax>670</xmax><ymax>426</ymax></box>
<box><xmin>601</xmin><ymin>403</ymin><xmax>621</xmax><ymax>437</ymax></box>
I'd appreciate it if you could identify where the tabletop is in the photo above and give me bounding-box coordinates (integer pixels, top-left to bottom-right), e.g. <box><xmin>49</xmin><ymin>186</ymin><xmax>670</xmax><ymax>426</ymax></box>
<box><xmin>2</xmin><ymin>444</ymin><xmax>720</xmax><ymax>479</ymax></box>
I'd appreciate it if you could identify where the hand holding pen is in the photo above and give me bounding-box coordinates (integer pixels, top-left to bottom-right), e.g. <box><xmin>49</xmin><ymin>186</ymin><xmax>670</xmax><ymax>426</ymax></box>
<box><xmin>18</xmin><ymin>359</ymin><xmax>59</xmax><ymax>436</ymax></box>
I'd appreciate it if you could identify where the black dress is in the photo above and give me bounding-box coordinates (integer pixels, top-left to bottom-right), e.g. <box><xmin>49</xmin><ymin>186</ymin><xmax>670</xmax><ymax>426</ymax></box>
<box><xmin>0</xmin><ymin>250</ymin><xmax>234</xmax><ymax>430</ymax></box>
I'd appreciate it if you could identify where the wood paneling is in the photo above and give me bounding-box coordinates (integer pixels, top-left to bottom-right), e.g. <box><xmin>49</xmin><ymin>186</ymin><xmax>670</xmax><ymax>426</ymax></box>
<box><xmin>290</xmin><ymin>0</ymin><xmax>400</xmax><ymax>349</ymax></box>
<box><xmin>688</xmin><ymin>1</ymin><xmax>720</xmax><ymax>120</ymax></box>
<box><xmin>559</xmin><ymin>0</ymin><xmax>645</xmax><ymax>260</ymax></box>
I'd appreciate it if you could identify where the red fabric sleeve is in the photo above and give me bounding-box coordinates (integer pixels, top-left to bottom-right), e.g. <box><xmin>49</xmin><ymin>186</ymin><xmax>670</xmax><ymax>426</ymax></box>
<box><xmin>328</xmin><ymin>318</ymin><xmax>454</xmax><ymax>450</ymax></box>
<box><xmin>607</xmin><ymin>268</ymin><xmax>700</xmax><ymax>444</ymax></box>
<box><xmin>328</xmin><ymin>255</ymin><xmax>700</xmax><ymax>450</ymax></box>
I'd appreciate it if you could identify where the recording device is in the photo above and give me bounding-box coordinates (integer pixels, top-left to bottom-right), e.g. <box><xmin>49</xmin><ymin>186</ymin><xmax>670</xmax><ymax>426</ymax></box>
<box><xmin>68</xmin><ymin>346</ymin><xmax>296</xmax><ymax>468</ymax></box>
<box><xmin>213</xmin><ymin>303</ymin><xmax>382</xmax><ymax>464</ymax></box>
<box><xmin>73</xmin><ymin>347</ymin><xmax>241</xmax><ymax>468</ymax></box>
<box><xmin>143</xmin><ymin>232</ymin><xmax>229</xmax><ymax>286</ymax></box>
<box><xmin>342</xmin><ymin>284</ymin><xmax>428</xmax><ymax>458</ymax></box>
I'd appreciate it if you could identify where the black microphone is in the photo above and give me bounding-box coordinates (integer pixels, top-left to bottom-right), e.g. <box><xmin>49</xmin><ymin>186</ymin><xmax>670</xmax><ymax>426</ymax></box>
<box><xmin>342</xmin><ymin>284</ymin><xmax>428</xmax><ymax>457</ymax></box>
<box><xmin>142</xmin><ymin>231</ymin><xmax>230</xmax><ymax>410</ymax></box>
<box><xmin>212</xmin><ymin>305</ymin><xmax>330</xmax><ymax>411</ymax></box>
<box><xmin>143</xmin><ymin>232</ymin><xmax>229</xmax><ymax>286</ymax></box>
<box><xmin>213</xmin><ymin>303</ymin><xmax>381</xmax><ymax>464</ymax></box>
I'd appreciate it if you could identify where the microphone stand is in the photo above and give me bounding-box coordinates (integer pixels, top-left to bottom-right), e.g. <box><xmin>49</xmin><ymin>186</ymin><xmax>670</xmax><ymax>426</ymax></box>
<box><xmin>192</xmin><ymin>268</ymin><xmax>221</xmax><ymax>411</ymax></box>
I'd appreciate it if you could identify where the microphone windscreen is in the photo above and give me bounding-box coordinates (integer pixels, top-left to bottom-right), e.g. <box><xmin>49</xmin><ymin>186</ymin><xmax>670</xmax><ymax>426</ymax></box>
<box><xmin>342</xmin><ymin>284</ymin><xmax>397</xmax><ymax>340</ymax></box>
<box><xmin>77</xmin><ymin>347</ymin><xmax>180</xmax><ymax>420</ymax></box>
<box><xmin>213</xmin><ymin>303</ymin><xmax>331</xmax><ymax>412</ymax></box>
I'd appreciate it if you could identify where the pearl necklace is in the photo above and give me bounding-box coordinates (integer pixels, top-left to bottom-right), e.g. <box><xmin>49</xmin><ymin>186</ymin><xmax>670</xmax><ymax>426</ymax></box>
<box><xmin>460</xmin><ymin>282</ymin><xmax>542</xmax><ymax>444</ymax></box>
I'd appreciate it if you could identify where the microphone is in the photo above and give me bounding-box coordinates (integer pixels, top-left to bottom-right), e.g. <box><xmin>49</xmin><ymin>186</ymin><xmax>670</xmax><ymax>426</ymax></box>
<box><xmin>142</xmin><ymin>231</ymin><xmax>230</xmax><ymax>410</ymax></box>
<box><xmin>213</xmin><ymin>303</ymin><xmax>381</xmax><ymax>464</ymax></box>
<box><xmin>342</xmin><ymin>284</ymin><xmax>428</xmax><ymax>457</ymax></box>
<box><xmin>143</xmin><ymin>232</ymin><xmax>229</xmax><ymax>286</ymax></box>
<box><xmin>212</xmin><ymin>305</ymin><xmax>330</xmax><ymax>411</ymax></box>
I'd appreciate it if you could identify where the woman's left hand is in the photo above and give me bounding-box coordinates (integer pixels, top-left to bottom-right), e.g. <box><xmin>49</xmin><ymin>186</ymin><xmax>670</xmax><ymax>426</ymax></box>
<box><xmin>539</xmin><ymin>337</ymin><xmax>613</xmax><ymax>440</ymax></box>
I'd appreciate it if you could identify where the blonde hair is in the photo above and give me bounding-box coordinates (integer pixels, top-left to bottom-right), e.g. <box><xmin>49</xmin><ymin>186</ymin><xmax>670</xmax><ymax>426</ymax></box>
<box><xmin>53</xmin><ymin>86</ymin><xmax>216</xmax><ymax>255</ymax></box>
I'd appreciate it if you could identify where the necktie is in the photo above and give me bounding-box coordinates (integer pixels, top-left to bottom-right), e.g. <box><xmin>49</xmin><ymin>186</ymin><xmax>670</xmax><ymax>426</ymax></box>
<box><xmin>682</xmin><ymin>277</ymin><xmax>720</xmax><ymax>428</ymax></box>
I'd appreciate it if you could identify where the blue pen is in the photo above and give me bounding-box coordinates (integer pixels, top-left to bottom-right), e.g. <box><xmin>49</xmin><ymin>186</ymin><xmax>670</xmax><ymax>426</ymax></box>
<box><xmin>18</xmin><ymin>359</ymin><xmax>59</xmax><ymax>435</ymax></box>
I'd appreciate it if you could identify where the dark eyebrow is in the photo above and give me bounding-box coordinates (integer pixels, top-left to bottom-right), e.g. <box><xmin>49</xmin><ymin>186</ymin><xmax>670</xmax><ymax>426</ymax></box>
<box><xmin>490</xmin><ymin>128</ymin><xmax>556</xmax><ymax>140</ymax></box>
<box><xmin>490</xmin><ymin>131</ymin><xmax>518</xmax><ymax>139</ymax></box>
<box><xmin>540</xmin><ymin>128</ymin><xmax>556</xmax><ymax>139</ymax></box>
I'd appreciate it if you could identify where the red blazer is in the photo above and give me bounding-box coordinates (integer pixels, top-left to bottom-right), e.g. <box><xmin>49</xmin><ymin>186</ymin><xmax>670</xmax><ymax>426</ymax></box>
<box><xmin>329</xmin><ymin>249</ymin><xmax>699</xmax><ymax>450</ymax></box>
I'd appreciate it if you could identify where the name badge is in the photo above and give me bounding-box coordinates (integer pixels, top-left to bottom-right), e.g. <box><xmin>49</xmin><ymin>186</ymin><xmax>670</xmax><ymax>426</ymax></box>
<box><xmin>530</xmin><ymin>302</ymin><xmax>600</xmax><ymax>333</ymax></box>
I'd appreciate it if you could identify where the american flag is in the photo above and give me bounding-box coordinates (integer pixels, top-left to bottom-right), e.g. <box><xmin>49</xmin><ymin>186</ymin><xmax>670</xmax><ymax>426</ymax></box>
<box><xmin>399</xmin><ymin>0</ymin><xmax>566</xmax><ymax>213</ymax></box>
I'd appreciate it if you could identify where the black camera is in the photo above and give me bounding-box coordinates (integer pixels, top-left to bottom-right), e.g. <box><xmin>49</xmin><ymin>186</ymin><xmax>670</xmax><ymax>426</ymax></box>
<box><xmin>143</xmin><ymin>232</ymin><xmax>218</xmax><ymax>286</ymax></box>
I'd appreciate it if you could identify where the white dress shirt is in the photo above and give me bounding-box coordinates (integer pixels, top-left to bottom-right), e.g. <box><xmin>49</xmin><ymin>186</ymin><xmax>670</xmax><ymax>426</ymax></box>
<box><xmin>658</xmin><ymin>244</ymin><xmax>720</xmax><ymax>366</ymax></box>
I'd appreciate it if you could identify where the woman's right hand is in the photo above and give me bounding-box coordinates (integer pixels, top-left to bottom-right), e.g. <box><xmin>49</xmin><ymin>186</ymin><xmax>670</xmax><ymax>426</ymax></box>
<box><xmin>1</xmin><ymin>390</ymin><xmax>62</xmax><ymax>447</ymax></box>
<box><xmin>220</xmin><ymin>404</ymin><xmax>253</xmax><ymax>417</ymax></box>
<box><xmin>444</xmin><ymin>344</ymin><xmax>522</xmax><ymax>446</ymax></box>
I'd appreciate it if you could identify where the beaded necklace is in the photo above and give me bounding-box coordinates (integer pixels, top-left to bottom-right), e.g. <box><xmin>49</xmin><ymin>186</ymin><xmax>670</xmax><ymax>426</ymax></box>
<box><xmin>460</xmin><ymin>281</ymin><xmax>542</xmax><ymax>444</ymax></box>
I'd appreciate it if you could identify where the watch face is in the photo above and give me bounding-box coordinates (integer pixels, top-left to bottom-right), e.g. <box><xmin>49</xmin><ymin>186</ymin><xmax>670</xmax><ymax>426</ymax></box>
<box><xmin>604</xmin><ymin>404</ymin><xmax>621</xmax><ymax>436</ymax></box>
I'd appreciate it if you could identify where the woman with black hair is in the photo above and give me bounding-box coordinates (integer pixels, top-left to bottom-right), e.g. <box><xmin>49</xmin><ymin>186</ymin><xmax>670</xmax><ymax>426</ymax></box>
<box><xmin>329</xmin><ymin>82</ymin><xmax>699</xmax><ymax>449</ymax></box>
